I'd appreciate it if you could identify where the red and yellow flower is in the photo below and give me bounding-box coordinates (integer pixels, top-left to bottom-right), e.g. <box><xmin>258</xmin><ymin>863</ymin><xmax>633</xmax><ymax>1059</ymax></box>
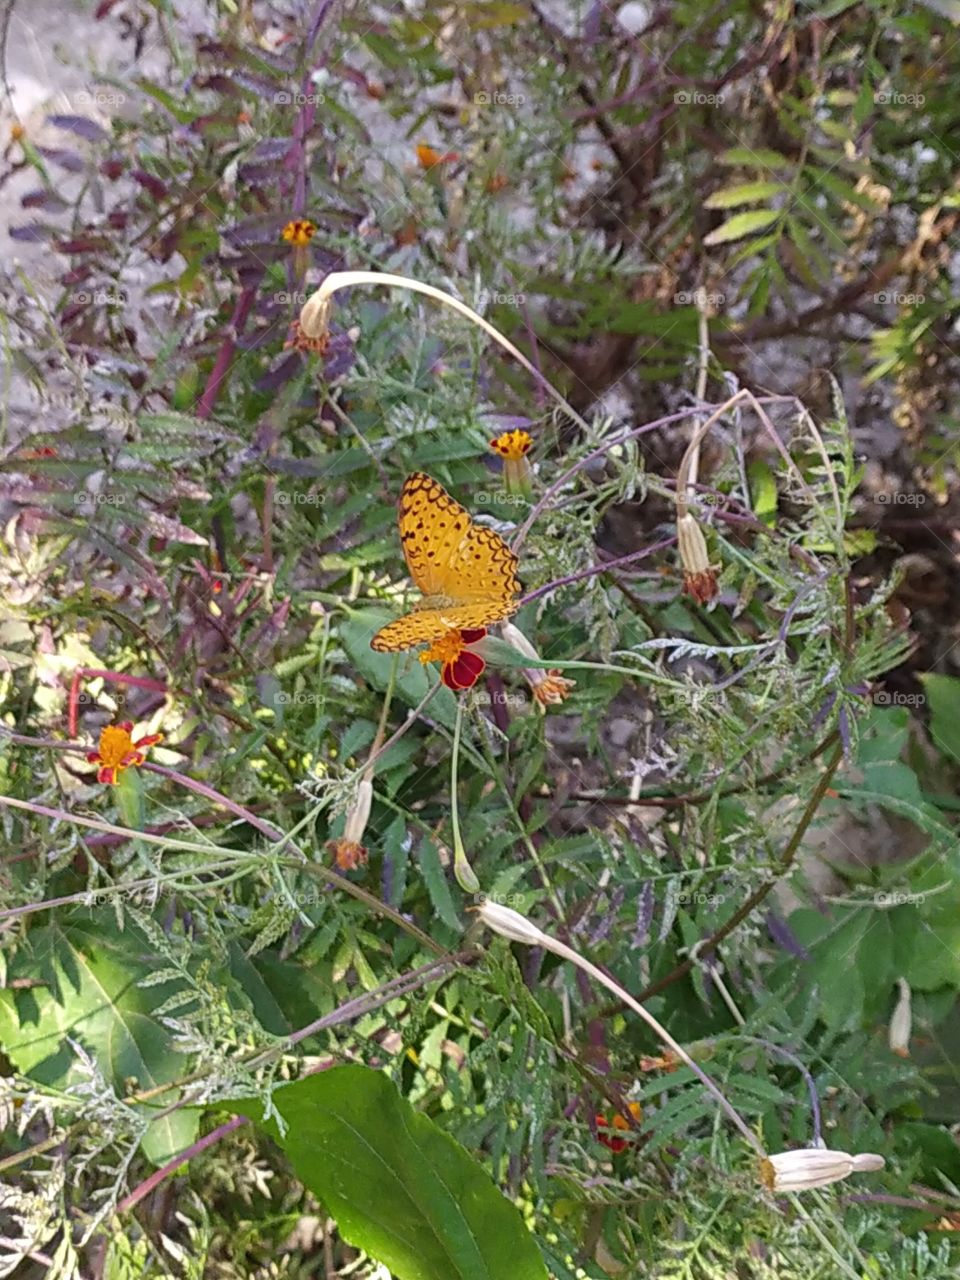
<box><xmin>416</xmin><ymin>143</ymin><xmax>458</xmax><ymax>171</ymax></box>
<box><xmin>281</xmin><ymin>218</ymin><xmax>316</xmax><ymax>247</ymax></box>
<box><xmin>419</xmin><ymin>628</ymin><xmax>487</xmax><ymax>691</ymax></box>
<box><xmin>596</xmin><ymin>1100</ymin><xmax>643</xmax><ymax>1153</ymax></box>
<box><xmin>489</xmin><ymin>428</ymin><xmax>533</xmax><ymax>496</ymax></box>
<box><xmin>86</xmin><ymin>721</ymin><xmax>163</xmax><ymax>785</ymax></box>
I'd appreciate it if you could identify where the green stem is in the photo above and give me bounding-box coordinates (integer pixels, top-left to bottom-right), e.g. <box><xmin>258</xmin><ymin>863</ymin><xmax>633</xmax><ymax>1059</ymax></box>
<box><xmin>450</xmin><ymin>698</ymin><xmax>479</xmax><ymax>893</ymax></box>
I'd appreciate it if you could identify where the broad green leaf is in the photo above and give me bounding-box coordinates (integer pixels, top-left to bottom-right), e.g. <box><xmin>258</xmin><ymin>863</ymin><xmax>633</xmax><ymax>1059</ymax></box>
<box><xmin>920</xmin><ymin>673</ymin><xmax>960</xmax><ymax>767</ymax></box>
<box><xmin>704</xmin><ymin>181</ymin><xmax>786</xmax><ymax>209</ymax></box>
<box><xmin>339</xmin><ymin>614</ymin><xmax>458</xmax><ymax>729</ymax></box>
<box><xmin>703</xmin><ymin>209</ymin><xmax>780</xmax><ymax>246</ymax></box>
<box><xmin>235</xmin><ymin>1066</ymin><xmax>549</xmax><ymax>1280</ymax></box>
<box><xmin>747</xmin><ymin>460</ymin><xmax>778</xmax><ymax>525</ymax></box>
<box><xmin>0</xmin><ymin>914</ymin><xmax>197</xmax><ymax>1163</ymax></box>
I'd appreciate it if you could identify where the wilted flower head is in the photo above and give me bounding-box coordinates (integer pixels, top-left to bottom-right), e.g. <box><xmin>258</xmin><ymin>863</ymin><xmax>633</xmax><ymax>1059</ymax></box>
<box><xmin>287</xmin><ymin>287</ymin><xmax>334</xmax><ymax>355</ymax></box>
<box><xmin>326</xmin><ymin>779</ymin><xmax>372</xmax><ymax>871</ymax></box>
<box><xmin>760</xmin><ymin>1147</ymin><xmax>885</xmax><ymax>1193</ymax></box>
<box><xmin>500</xmin><ymin>622</ymin><xmax>575</xmax><ymax>710</ymax></box>
<box><xmin>677</xmin><ymin>512</ymin><xmax>718</xmax><ymax>604</ymax></box>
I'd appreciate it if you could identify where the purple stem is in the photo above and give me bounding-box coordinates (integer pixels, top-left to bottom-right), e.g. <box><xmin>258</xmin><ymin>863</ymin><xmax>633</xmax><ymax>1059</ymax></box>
<box><xmin>520</xmin><ymin>537</ymin><xmax>676</xmax><ymax>606</ymax></box>
<box><xmin>117</xmin><ymin>1115</ymin><xmax>246</xmax><ymax>1214</ymax></box>
<box><xmin>196</xmin><ymin>284</ymin><xmax>259</xmax><ymax>420</ymax></box>
<box><xmin>143</xmin><ymin>763</ymin><xmax>286</xmax><ymax>843</ymax></box>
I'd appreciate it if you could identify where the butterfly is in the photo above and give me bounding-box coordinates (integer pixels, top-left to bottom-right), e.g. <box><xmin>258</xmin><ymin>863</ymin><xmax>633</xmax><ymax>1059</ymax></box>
<box><xmin>370</xmin><ymin>472</ymin><xmax>521</xmax><ymax>652</ymax></box>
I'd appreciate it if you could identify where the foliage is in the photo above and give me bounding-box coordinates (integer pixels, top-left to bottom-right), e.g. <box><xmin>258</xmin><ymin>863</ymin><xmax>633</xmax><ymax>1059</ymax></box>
<box><xmin>1</xmin><ymin>1</ymin><xmax>960</xmax><ymax>1278</ymax></box>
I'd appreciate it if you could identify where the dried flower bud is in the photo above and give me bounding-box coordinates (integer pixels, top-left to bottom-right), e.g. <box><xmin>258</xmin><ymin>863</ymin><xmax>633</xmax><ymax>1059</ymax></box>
<box><xmin>288</xmin><ymin>288</ymin><xmax>334</xmax><ymax>354</ymax></box>
<box><xmin>760</xmin><ymin>1147</ymin><xmax>885</xmax><ymax>1193</ymax></box>
<box><xmin>499</xmin><ymin>623</ymin><xmax>575</xmax><ymax>710</ymax></box>
<box><xmin>888</xmin><ymin>976</ymin><xmax>912</xmax><ymax>1058</ymax></box>
<box><xmin>475</xmin><ymin>898</ymin><xmax>549</xmax><ymax>948</ymax></box>
<box><xmin>326</xmin><ymin>780</ymin><xmax>372</xmax><ymax>872</ymax></box>
<box><xmin>677</xmin><ymin>512</ymin><xmax>718</xmax><ymax>604</ymax></box>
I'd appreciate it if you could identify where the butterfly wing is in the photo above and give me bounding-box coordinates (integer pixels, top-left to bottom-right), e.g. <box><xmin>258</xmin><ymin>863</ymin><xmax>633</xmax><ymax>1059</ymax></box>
<box><xmin>371</xmin><ymin>602</ymin><xmax>516</xmax><ymax>653</ymax></box>
<box><xmin>398</xmin><ymin>472</ymin><xmax>520</xmax><ymax>604</ymax></box>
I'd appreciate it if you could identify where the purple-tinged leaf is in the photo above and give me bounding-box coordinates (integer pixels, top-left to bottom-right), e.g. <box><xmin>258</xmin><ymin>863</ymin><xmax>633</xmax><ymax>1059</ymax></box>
<box><xmin>633</xmin><ymin>880</ymin><xmax>655</xmax><ymax>947</ymax></box>
<box><xmin>10</xmin><ymin>222</ymin><xmax>54</xmax><ymax>242</ymax></box>
<box><xmin>838</xmin><ymin>705</ymin><xmax>852</xmax><ymax>757</ymax></box>
<box><xmin>133</xmin><ymin>169</ymin><xmax>168</xmax><ymax>201</ymax></box>
<box><xmin>324</xmin><ymin>331</ymin><xmax>357</xmax><ymax>382</ymax></box>
<box><xmin>47</xmin><ymin>114</ymin><xmax>109</xmax><ymax>143</ymax></box>
<box><xmin>21</xmin><ymin>189</ymin><xmax>69</xmax><ymax>213</ymax></box>
<box><xmin>589</xmin><ymin>885</ymin><xmax>624</xmax><ymax>944</ymax></box>
<box><xmin>231</xmin><ymin>69</ymin><xmax>281</xmax><ymax>98</ymax></box>
<box><xmin>255</xmin><ymin>353</ymin><xmax>301</xmax><ymax>392</ymax></box>
<box><xmin>100</xmin><ymin>155</ymin><xmax>126</xmax><ymax>180</ymax></box>
<box><xmin>196</xmin><ymin>74</ymin><xmax>240</xmax><ymax>96</ymax></box>
<box><xmin>237</xmin><ymin>161</ymin><xmax>280</xmax><ymax>187</ymax></box>
<box><xmin>55</xmin><ymin>236</ymin><xmax>112</xmax><ymax>254</ymax></box>
<box><xmin>36</xmin><ymin>146</ymin><xmax>85</xmax><ymax>173</ymax></box>
<box><xmin>251</xmin><ymin>138</ymin><xmax>291</xmax><ymax>162</ymax></box>
<box><xmin>222</xmin><ymin>216</ymin><xmax>290</xmax><ymax>248</ymax></box>
<box><xmin>765</xmin><ymin>911</ymin><xmax>810</xmax><ymax>960</ymax></box>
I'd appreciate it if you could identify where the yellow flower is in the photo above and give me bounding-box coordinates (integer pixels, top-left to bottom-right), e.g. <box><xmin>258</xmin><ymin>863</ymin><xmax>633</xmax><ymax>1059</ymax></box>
<box><xmin>281</xmin><ymin>218</ymin><xmax>316</xmax><ymax>247</ymax></box>
<box><xmin>419</xmin><ymin>629</ymin><xmax>487</xmax><ymax>691</ymax></box>
<box><xmin>489</xmin><ymin>428</ymin><xmax>533</xmax><ymax>497</ymax></box>
<box><xmin>489</xmin><ymin>428</ymin><xmax>532</xmax><ymax>462</ymax></box>
<box><xmin>86</xmin><ymin>721</ymin><xmax>163</xmax><ymax>785</ymax></box>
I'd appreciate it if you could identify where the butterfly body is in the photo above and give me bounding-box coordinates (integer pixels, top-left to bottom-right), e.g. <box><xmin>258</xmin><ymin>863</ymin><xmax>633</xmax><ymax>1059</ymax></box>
<box><xmin>370</xmin><ymin>472</ymin><xmax>521</xmax><ymax>652</ymax></box>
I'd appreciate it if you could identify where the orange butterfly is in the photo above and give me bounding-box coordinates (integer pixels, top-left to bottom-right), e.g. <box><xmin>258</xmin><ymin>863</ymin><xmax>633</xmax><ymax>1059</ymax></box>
<box><xmin>370</xmin><ymin>472</ymin><xmax>521</xmax><ymax>652</ymax></box>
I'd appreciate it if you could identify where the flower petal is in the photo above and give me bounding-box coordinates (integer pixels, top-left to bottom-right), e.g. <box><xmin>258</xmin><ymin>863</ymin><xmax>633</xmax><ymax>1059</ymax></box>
<box><xmin>459</xmin><ymin>627</ymin><xmax>487</xmax><ymax>644</ymax></box>
<box><xmin>446</xmin><ymin>651</ymin><xmax>485</xmax><ymax>689</ymax></box>
<box><xmin>97</xmin><ymin>765</ymin><xmax>117</xmax><ymax>784</ymax></box>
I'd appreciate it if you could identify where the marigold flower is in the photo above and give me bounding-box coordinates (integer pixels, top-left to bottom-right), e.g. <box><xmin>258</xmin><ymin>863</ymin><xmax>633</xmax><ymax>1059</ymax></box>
<box><xmin>596</xmin><ymin>1101</ymin><xmax>643</xmax><ymax>1153</ymax></box>
<box><xmin>416</xmin><ymin>143</ymin><xmax>458</xmax><ymax>170</ymax></box>
<box><xmin>86</xmin><ymin>721</ymin><xmax>162</xmax><ymax>785</ymax></box>
<box><xmin>760</xmin><ymin>1147</ymin><xmax>885</xmax><ymax>1193</ymax></box>
<box><xmin>281</xmin><ymin>218</ymin><xmax>316</xmax><ymax>247</ymax></box>
<box><xmin>419</xmin><ymin>628</ymin><xmax>486</xmax><ymax>691</ymax></box>
<box><xmin>489</xmin><ymin>428</ymin><xmax>533</xmax><ymax>497</ymax></box>
<box><xmin>677</xmin><ymin>512</ymin><xmax>718</xmax><ymax>604</ymax></box>
<box><xmin>500</xmin><ymin>622</ymin><xmax>575</xmax><ymax>710</ymax></box>
<box><xmin>489</xmin><ymin>428</ymin><xmax>532</xmax><ymax>462</ymax></box>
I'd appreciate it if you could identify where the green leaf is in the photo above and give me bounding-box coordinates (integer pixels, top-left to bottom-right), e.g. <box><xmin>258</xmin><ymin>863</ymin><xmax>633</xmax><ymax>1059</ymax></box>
<box><xmin>747</xmin><ymin>460</ymin><xmax>778</xmax><ymax>525</ymax></box>
<box><xmin>703</xmin><ymin>181</ymin><xmax>786</xmax><ymax>209</ymax></box>
<box><xmin>339</xmin><ymin>614</ymin><xmax>458</xmax><ymax>730</ymax></box>
<box><xmin>235</xmin><ymin>1066</ymin><xmax>549</xmax><ymax>1280</ymax></box>
<box><xmin>703</xmin><ymin>209</ymin><xmax>780</xmax><ymax>246</ymax></box>
<box><xmin>920</xmin><ymin>673</ymin><xmax>960</xmax><ymax>767</ymax></box>
<box><xmin>717</xmin><ymin>147</ymin><xmax>790</xmax><ymax>170</ymax></box>
<box><xmin>0</xmin><ymin>914</ymin><xmax>197</xmax><ymax>1163</ymax></box>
